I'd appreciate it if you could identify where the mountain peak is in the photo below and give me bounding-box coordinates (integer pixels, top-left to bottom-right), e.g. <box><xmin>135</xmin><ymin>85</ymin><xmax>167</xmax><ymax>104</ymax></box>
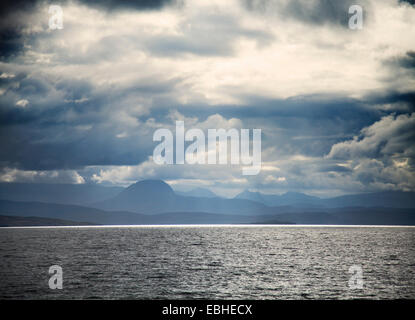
<box><xmin>96</xmin><ymin>179</ymin><xmax>176</xmax><ymax>213</ymax></box>
<box><xmin>235</xmin><ymin>190</ymin><xmax>264</xmax><ymax>202</ymax></box>
<box><xmin>124</xmin><ymin>180</ymin><xmax>175</xmax><ymax>197</ymax></box>
<box><xmin>127</xmin><ymin>179</ymin><xmax>173</xmax><ymax>191</ymax></box>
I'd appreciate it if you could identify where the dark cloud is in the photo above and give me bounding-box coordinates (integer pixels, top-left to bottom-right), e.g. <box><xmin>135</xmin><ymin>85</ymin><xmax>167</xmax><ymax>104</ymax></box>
<box><xmin>318</xmin><ymin>165</ymin><xmax>352</xmax><ymax>173</ymax></box>
<box><xmin>399</xmin><ymin>51</ymin><xmax>415</xmax><ymax>69</ymax></box>
<box><xmin>0</xmin><ymin>91</ymin><xmax>371</xmax><ymax>168</ymax></box>
<box><xmin>1</xmin><ymin>61</ymin><xmax>414</xmax><ymax>190</ymax></box>
<box><xmin>3</xmin><ymin>65</ymin><xmax>412</xmax><ymax>171</ymax></box>
<box><xmin>76</xmin><ymin>0</ymin><xmax>179</xmax><ymax>11</ymax></box>
<box><xmin>2</xmin><ymin>81</ymin><xmax>414</xmax><ymax>192</ymax></box>
<box><xmin>0</xmin><ymin>119</ymin><xmax>155</xmax><ymax>170</ymax></box>
<box><xmin>327</xmin><ymin>113</ymin><xmax>415</xmax><ymax>160</ymax></box>
<box><xmin>0</xmin><ymin>0</ymin><xmax>179</xmax><ymax>59</ymax></box>
<box><xmin>0</xmin><ymin>0</ymin><xmax>39</xmax><ymax>59</ymax></box>
<box><xmin>139</xmin><ymin>90</ymin><xmax>415</xmax><ymax>164</ymax></box>
<box><xmin>0</xmin><ymin>0</ymin><xmax>414</xmax><ymax>193</ymax></box>
<box><xmin>0</xmin><ymin>0</ymin><xmax>176</xmax><ymax>17</ymax></box>
<box><xmin>364</xmin><ymin>90</ymin><xmax>415</xmax><ymax>112</ymax></box>
<box><xmin>0</xmin><ymin>0</ymin><xmax>39</xmax><ymax>17</ymax></box>
<box><xmin>241</xmin><ymin>0</ymin><xmax>369</xmax><ymax>28</ymax></box>
<box><xmin>139</xmin><ymin>93</ymin><xmax>400</xmax><ymax>160</ymax></box>
<box><xmin>388</xmin><ymin>51</ymin><xmax>415</xmax><ymax>70</ymax></box>
<box><xmin>324</xmin><ymin>111</ymin><xmax>415</xmax><ymax>192</ymax></box>
<box><xmin>399</xmin><ymin>0</ymin><xmax>415</xmax><ymax>6</ymax></box>
<box><xmin>0</xmin><ymin>70</ymin><xmax>183</xmax><ymax>170</ymax></box>
<box><xmin>0</xmin><ymin>29</ymin><xmax>25</xmax><ymax>60</ymax></box>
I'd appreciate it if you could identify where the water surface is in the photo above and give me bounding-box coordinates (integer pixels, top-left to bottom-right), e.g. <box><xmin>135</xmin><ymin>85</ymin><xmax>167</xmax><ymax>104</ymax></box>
<box><xmin>0</xmin><ymin>225</ymin><xmax>414</xmax><ymax>299</ymax></box>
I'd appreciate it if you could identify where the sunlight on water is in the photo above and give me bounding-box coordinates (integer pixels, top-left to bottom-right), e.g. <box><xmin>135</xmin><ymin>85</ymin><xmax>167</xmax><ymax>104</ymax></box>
<box><xmin>0</xmin><ymin>226</ymin><xmax>414</xmax><ymax>299</ymax></box>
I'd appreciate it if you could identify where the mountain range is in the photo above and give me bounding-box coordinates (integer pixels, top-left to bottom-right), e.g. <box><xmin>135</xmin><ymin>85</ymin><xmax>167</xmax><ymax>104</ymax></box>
<box><xmin>94</xmin><ymin>180</ymin><xmax>269</xmax><ymax>215</ymax></box>
<box><xmin>235</xmin><ymin>189</ymin><xmax>415</xmax><ymax>208</ymax></box>
<box><xmin>0</xmin><ymin>180</ymin><xmax>414</xmax><ymax>226</ymax></box>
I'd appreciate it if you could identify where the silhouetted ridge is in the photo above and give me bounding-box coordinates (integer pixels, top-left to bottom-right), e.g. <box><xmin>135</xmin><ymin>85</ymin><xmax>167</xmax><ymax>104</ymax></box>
<box><xmin>96</xmin><ymin>179</ymin><xmax>268</xmax><ymax>215</ymax></box>
<box><xmin>123</xmin><ymin>180</ymin><xmax>175</xmax><ymax>198</ymax></box>
<box><xmin>96</xmin><ymin>179</ymin><xmax>176</xmax><ymax>213</ymax></box>
<box><xmin>235</xmin><ymin>190</ymin><xmax>264</xmax><ymax>203</ymax></box>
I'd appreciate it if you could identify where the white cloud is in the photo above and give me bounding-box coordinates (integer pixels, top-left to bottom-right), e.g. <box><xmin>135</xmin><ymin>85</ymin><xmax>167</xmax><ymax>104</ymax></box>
<box><xmin>0</xmin><ymin>168</ymin><xmax>85</xmax><ymax>184</ymax></box>
<box><xmin>11</xmin><ymin>0</ymin><xmax>415</xmax><ymax>104</ymax></box>
<box><xmin>328</xmin><ymin>113</ymin><xmax>415</xmax><ymax>160</ymax></box>
<box><xmin>0</xmin><ymin>73</ymin><xmax>15</xmax><ymax>79</ymax></box>
<box><xmin>264</xmin><ymin>175</ymin><xmax>286</xmax><ymax>184</ymax></box>
<box><xmin>15</xmin><ymin>99</ymin><xmax>29</xmax><ymax>108</ymax></box>
<box><xmin>1</xmin><ymin>0</ymin><xmax>414</xmax><ymax>195</ymax></box>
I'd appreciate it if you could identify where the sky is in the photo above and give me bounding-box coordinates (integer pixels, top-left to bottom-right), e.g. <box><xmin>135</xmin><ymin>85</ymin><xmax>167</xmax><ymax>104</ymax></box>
<box><xmin>0</xmin><ymin>0</ymin><xmax>414</xmax><ymax>197</ymax></box>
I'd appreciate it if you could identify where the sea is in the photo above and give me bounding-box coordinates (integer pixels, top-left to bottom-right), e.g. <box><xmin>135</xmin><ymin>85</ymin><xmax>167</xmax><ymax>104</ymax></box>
<box><xmin>0</xmin><ymin>225</ymin><xmax>414</xmax><ymax>299</ymax></box>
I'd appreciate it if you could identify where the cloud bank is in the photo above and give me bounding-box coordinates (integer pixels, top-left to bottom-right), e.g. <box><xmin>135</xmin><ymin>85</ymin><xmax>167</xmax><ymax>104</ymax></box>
<box><xmin>0</xmin><ymin>0</ymin><xmax>414</xmax><ymax>196</ymax></box>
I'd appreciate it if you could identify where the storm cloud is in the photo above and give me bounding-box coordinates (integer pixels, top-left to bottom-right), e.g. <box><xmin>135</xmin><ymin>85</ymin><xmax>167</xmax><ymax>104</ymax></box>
<box><xmin>0</xmin><ymin>0</ymin><xmax>414</xmax><ymax>196</ymax></box>
<box><xmin>241</xmin><ymin>0</ymin><xmax>371</xmax><ymax>27</ymax></box>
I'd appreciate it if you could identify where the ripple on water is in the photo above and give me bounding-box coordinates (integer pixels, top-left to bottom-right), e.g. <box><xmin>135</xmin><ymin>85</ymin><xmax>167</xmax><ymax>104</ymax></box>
<box><xmin>0</xmin><ymin>226</ymin><xmax>414</xmax><ymax>299</ymax></box>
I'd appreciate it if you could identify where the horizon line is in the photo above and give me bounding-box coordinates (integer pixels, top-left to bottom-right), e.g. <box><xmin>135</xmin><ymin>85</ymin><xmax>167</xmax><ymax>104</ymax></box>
<box><xmin>1</xmin><ymin>224</ymin><xmax>415</xmax><ymax>229</ymax></box>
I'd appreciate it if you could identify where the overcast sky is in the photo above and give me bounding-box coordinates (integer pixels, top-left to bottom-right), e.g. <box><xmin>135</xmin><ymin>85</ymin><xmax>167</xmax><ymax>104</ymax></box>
<box><xmin>0</xmin><ymin>0</ymin><xmax>414</xmax><ymax>196</ymax></box>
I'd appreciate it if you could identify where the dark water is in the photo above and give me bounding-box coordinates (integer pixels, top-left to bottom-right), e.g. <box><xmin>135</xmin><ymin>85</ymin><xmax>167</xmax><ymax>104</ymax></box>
<box><xmin>0</xmin><ymin>226</ymin><xmax>414</xmax><ymax>299</ymax></box>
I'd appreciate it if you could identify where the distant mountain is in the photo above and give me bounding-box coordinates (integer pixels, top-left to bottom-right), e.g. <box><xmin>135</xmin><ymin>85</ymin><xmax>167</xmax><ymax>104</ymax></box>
<box><xmin>175</xmin><ymin>187</ymin><xmax>219</xmax><ymax>198</ymax></box>
<box><xmin>0</xmin><ymin>182</ymin><xmax>123</xmax><ymax>205</ymax></box>
<box><xmin>256</xmin><ymin>212</ymin><xmax>339</xmax><ymax>225</ymax></box>
<box><xmin>3</xmin><ymin>181</ymin><xmax>414</xmax><ymax>214</ymax></box>
<box><xmin>275</xmin><ymin>192</ymin><xmax>321</xmax><ymax>206</ymax></box>
<box><xmin>129</xmin><ymin>212</ymin><xmax>278</xmax><ymax>224</ymax></box>
<box><xmin>324</xmin><ymin>191</ymin><xmax>415</xmax><ymax>208</ymax></box>
<box><xmin>1</xmin><ymin>199</ymin><xmax>414</xmax><ymax>226</ymax></box>
<box><xmin>0</xmin><ymin>199</ymin><xmax>147</xmax><ymax>225</ymax></box>
<box><xmin>1</xmin><ymin>180</ymin><xmax>414</xmax><ymax>225</ymax></box>
<box><xmin>256</xmin><ymin>207</ymin><xmax>415</xmax><ymax>225</ymax></box>
<box><xmin>0</xmin><ymin>215</ymin><xmax>97</xmax><ymax>227</ymax></box>
<box><xmin>235</xmin><ymin>190</ymin><xmax>415</xmax><ymax>208</ymax></box>
<box><xmin>235</xmin><ymin>190</ymin><xmax>321</xmax><ymax>207</ymax></box>
<box><xmin>95</xmin><ymin>180</ymin><xmax>269</xmax><ymax>215</ymax></box>
<box><xmin>235</xmin><ymin>190</ymin><xmax>265</xmax><ymax>203</ymax></box>
<box><xmin>96</xmin><ymin>180</ymin><xmax>176</xmax><ymax>213</ymax></box>
<box><xmin>0</xmin><ymin>200</ymin><xmax>281</xmax><ymax>225</ymax></box>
